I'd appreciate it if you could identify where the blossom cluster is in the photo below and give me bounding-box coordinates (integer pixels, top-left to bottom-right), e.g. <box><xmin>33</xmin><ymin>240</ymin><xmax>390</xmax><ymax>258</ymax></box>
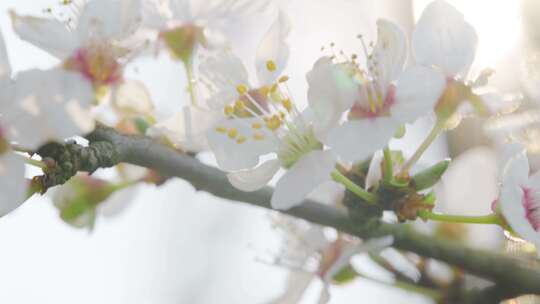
<box><xmin>0</xmin><ymin>0</ymin><xmax>539</xmax><ymax>300</ymax></box>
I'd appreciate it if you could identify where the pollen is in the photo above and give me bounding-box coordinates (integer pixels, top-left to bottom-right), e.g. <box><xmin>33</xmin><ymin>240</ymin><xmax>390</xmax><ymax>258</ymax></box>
<box><xmin>234</xmin><ymin>99</ymin><xmax>245</xmax><ymax>111</ymax></box>
<box><xmin>282</xmin><ymin>99</ymin><xmax>292</xmax><ymax>112</ymax></box>
<box><xmin>253</xmin><ymin>133</ymin><xmax>265</xmax><ymax>140</ymax></box>
<box><xmin>215</xmin><ymin>126</ymin><xmax>227</xmax><ymax>133</ymax></box>
<box><xmin>266</xmin><ymin>60</ymin><xmax>277</xmax><ymax>72</ymax></box>
<box><xmin>224</xmin><ymin>105</ymin><xmax>234</xmax><ymax>116</ymax></box>
<box><xmin>252</xmin><ymin>123</ymin><xmax>262</xmax><ymax>129</ymax></box>
<box><xmin>266</xmin><ymin>115</ymin><xmax>282</xmax><ymax>131</ymax></box>
<box><xmin>236</xmin><ymin>136</ymin><xmax>247</xmax><ymax>144</ymax></box>
<box><xmin>236</xmin><ymin>84</ymin><xmax>249</xmax><ymax>95</ymax></box>
<box><xmin>278</xmin><ymin>75</ymin><xmax>289</xmax><ymax>83</ymax></box>
<box><xmin>227</xmin><ymin>128</ymin><xmax>239</xmax><ymax>139</ymax></box>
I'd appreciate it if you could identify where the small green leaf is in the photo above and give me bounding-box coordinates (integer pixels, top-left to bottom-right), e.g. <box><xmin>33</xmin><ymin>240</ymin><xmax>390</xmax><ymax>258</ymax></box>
<box><xmin>332</xmin><ymin>264</ymin><xmax>359</xmax><ymax>284</ymax></box>
<box><xmin>411</xmin><ymin>159</ymin><xmax>450</xmax><ymax>191</ymax></box>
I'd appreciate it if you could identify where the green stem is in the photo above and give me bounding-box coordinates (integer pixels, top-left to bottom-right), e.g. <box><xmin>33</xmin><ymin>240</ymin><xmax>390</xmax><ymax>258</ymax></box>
<box><xmin>331</xmin><ymin>170</ymin><xmax>377</xmax><ymax>204</ymax></box>
<box><xmin>25</xmin><ymin>157</ymin><xmax>47</xmax><ymax>169</ymax></box>
<box><xmin>383</xmin><ymin>147</ymin><xmax>393</xmax><ymax>183</ymax></box>
<box><xmin>418</xmin><ymin>210</ymin><xmax>503</xmax><ymax>225</ymax></box>
<box><xmin>399</xmin><ymin>120</ymin><xmax>445</xmax><ymax>176</ymax></box>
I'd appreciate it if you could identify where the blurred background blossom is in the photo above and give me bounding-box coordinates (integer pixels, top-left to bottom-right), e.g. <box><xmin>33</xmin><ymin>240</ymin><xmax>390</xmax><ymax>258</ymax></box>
<box><xmin>0</xmin><ymin>0</ymin><xmax>537</xmax><ymax>303</ymax></box>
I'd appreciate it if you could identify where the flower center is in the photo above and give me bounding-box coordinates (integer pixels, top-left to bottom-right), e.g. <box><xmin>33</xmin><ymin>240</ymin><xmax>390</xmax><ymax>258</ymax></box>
<box><xmin>349</xmin><ymin>83</ymin><xmax>395</xmax><ymax>119</ymax></box>
<box><xmin>215</xmin><ymin>75</ymin><xmax>322</xmax><ymax>169</ymax></box>
<box><xmin>522</xmin><ymin>187</ymin><xmax>540</xmax><ymax>231</ymax></box>
<box><xmin>64</xmin><ymin>43</ymin><xmax>122</xmax><ymax>86</ymax></box>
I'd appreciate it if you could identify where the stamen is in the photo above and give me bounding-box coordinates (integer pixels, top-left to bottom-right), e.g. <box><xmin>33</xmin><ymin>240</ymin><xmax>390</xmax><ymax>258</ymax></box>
<box><xmin>266</xmin><ymin>60</ymin><xmax>277</xmax><ymax>72</ymax></box>
<box><xmin>236</xmin><ymin>84</ymin><xmax>249</xmax><ymax>95</ymax></box>
<box><xmin>227</xmin><ymin>128</ymin><xmax>238</xmax><ymax>139</ymax></box>
<box><xmin>215</xmin><ymin>126</ymin><xmax>227</xmax><ymax>133</ymax></box>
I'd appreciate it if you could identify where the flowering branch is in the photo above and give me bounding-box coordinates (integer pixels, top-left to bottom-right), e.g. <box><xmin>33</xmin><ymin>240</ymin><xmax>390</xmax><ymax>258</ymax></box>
<box><xmin>59</xmin><ymin>124</ymin><xmax>540</xmax><ymax>302</ymax></box>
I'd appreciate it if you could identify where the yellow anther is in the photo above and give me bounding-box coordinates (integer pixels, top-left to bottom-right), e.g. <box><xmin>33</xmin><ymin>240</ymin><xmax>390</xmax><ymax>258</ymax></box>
<box><xmin>215</xmin><ymin>126</ymin><xmax>227</xmax><ymax>133</ymax></box>
<box><xmin>266</xmin><ymin>115</ymin><xmax>282</xmax><ymax>131</ymax></box>
<box><xmin>266</xmin><ymin>60</ymin><xmax>277</xmax><ymax>72</ymax></box>
<box><xmin>282</xmin><ymin>99</ymin><xmax>292</xmax><ymax>112</ymax></box>
<box><xmin>236</xmin><ymin>84</ymin><xmax>249</xmax><ymax>95</ymax></box>
<box><xmin>270</xmin><ymin>83</ymin><xmax>279</xmax><ymax>93</ymax></box>
<box><xmin>234</xmin><ymin>99</ymin><xmax>245</xmax><ymax>111</ymax></box>
<box><xmin>278</xmin><ymin>75</ymin><xmax>289</xmax><ymax>83</ymax></box>
<box><xmin>252</xmin><ymin>122</ymin><xmax>262</xmax><ymax>129</ymax></box>
<box><xmin>236</xmin><ymin>136</ymin><xmax>247</xmax><ymax>144</ymax></box>
<box><xmin>224</xmin><ymin>105</ymin><xmax>234</xmax><ymax>116</ymax></box>
<box><xmin>253</xmin><ymin>133</ymin><xmax>265</xmax><ymax>141</ymax></box>
<box><xmin>279</xmin><ymin>111</ymin><xmax>286</xmax><ymax>119</ymax></box>
<box><xmin>228</xmin><ymin>128</ymin><xmax>238</xmax><ymax>139</ymax></box>
<box><xmin>259</xmin><ymin>86</ymin><xmax>270</xmax><ymax>96</ymax></box>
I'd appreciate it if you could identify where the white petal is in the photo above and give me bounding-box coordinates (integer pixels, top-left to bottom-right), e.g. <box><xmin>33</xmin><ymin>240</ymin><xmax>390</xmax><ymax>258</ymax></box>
<box><xmin>326</xmin><ymin>118</ymin><xmax>398</xmax><ymax>164</ymax></box>
<box><xmin>392</xmin><ymin>65</ymin><xmax>446</xmax><ymax>124</ymax></box>
<box><xmin>365</xmin><ymin>150</ymin><xmax>383</xmax><ymax>190</ymax></box>
<box><xmin>268</xmin><ymin>271</ymin><xmax>315</xmax><ymax>304</ymax></box>
<box><xmin>10</xmin><ymin>12</ymin><xmax>79</xmax><ymax>59</ymax></box>
<box><xmin>170</xmin><ymin>0</ymin><xmax>192</xmax><ymax>21</ymax></box>
<box><xmin>0</xmin><ymin>152</ymin><xmax>26</xmax><ymax>216</ymax></box>
<box><xmin>227</xmin><ymin>158</ymin><xmax>280</xmax><ymax>191</ymax></box>
<box><xmin>4</xmin><ymin>69</ymin><xmax>94</xmax><ymax>149</ymax></box>
<box><xmin>207</xmin><ymin>117</ymin><xmax>276</xmax><ymax>171</ymax></box>
<box><xmin>500</xmin><ymin>173</ymin><xmax>539</xmax><ymax>246</ymax></box>
<box><xmin>271</xmin><ymin>150</ymin><xmax>335</xmax><ymax>210</ymax></box>
<box><xmin>307</xmin><ymin>58</ymin><xmax>358</xmax><ymax>140</ymax></box>
<box><xmin>499</xmin><ymin>143</ymin><xmax>529</xmax><ymax>186</ymax></box>
<box><xmin>412</xmin><ymin>0</ymin><xmax>478</xmax><ymax>78</ymax></box>
<box><xmin>99</xmin><ymin>186</ymin><xmax>138</xmax><ymax>217</ymax></box>
<box><xmin>111</xmin><ymin>80</ymin><xmax>154</xmax><ymax>116</ymax></box>
<box><xmin>147</xmin><ymin>106</ymin><xmax>220</xmax><ymax>152</ymax></box>
<box><xmin>0</xmin><ymin>30</ymin><xmax>11</xmax><ymax>78</ymax></box>
<box><xmin>76</xmin><ymin>0</ymin><xmax>142</xmax><ymax>41</ymax></box>
<box><xmin>199</xmin><ymin>51</ymin><xmax>249</xmax><ymax>108</ymax></box>
<box><xmin>372</xmin><ymin>19</ymin><xmax>408</xmax><ymax>91</ymax></box>
<box><xmin>256</xmin><ymin>10</ymin><xmax>291</xmax><ymax>85</ymax></box>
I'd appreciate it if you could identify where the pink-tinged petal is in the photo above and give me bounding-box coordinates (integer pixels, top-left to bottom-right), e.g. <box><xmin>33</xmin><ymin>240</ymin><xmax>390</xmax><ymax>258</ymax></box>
<box><xmin>207</xmin><ymin>117</ymin><xmax>276</xmax><ymax>171</ymax></box>
<box><xmin>373</xmin><ymin>19</ymin><xmax>408</xmax><ymax>91</ymax></box>
<box><xmin>227</xmin><ymin>158</ymin><xmax>280</xmax><ymax>192</ymax></box>
<box><xmin>326</xmin><ymin>117</ymin><xmax>398</xmax><ymax>164</ymax></box>
<box><xmin>392</xmin><ymin>65</ymin><xmax>445</xmax><ymax>124</ymax></box>
<box><xmin>500</xmin><ymin>149</ymin><xmax>540</xmax><ymax>249</ymax></box>
<box><xmin>76</xmin><ymin>0</ymin><xmax>142</xmax><ymax>41</ymax></box>
<box><xmin>4</xmin><ymin>69</ymin><xmax>94</xmax><ymax>150</ymax></box>
<box><xmin>0</xmin><ymin>30</ymin><xmax>11</xmax><ymax>78</ymax></box>
<box><xmin>412</xmin><ymin>0</ymin><xmax>478</xmax><ymax>78</ymax></box>
<box><xmin>307</xmin><ymin>58</ymin><xmax>358</xmax><ymax>140</ymax></box>
<box><xmin>0</xmin><ymin>152</ymin><xmax>26</xmax><ymax>216</ymax></box>
<box><xmin>10</xmin><ymin>12</ymin><xmax>80</xmax><ymax>59</ymax></box>
<box><xmin>271</xmin><ymin>150</ymin><xmax>335</xmax><ymax>210</ymax></box>
<box><xmin>256</xmin><ymin>10</ymin><xmax>291</xmax><ymax>85</ymax></box>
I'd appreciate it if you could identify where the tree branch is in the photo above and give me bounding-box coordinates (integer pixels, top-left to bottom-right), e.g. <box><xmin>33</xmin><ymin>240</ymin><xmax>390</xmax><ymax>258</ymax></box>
<box><xmin>57</xmin><ymin>125</ymin><xmax>538</xmax><ymax>300</ymax></box>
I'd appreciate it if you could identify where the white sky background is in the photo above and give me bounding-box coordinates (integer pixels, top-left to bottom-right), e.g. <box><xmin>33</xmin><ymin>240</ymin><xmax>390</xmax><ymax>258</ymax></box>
<box><xmin>0</xmin><ymin>0</ymin><xmax>523</xmax><ymax>303</ymax></box>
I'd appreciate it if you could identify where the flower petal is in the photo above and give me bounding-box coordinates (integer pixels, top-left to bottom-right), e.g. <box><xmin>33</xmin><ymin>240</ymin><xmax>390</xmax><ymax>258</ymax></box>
<box><xmin>499</xmin><ymin>143</ymin><xmax>529</xmax><ymax>186</ymax></box>
<box><xmin>0</xmin><ymin>152</ymin><xmax>26</xmax><ymax>216</ymax></box>
<box><xmin>372</xmin><ymin>19</ymin><xmax>407</xmax><ymax>91</ymax></box>
<box><xmin>326</xmin><ymin>118</ymin><xmax>397</xmax><ymax>164</ymax></box>
<box><xmin>10</xmin><ymin>12</ymin><xmax>79</xmax><ymax>59</ymax></box>
<box><xmin>76</xmin><ymin>0</ymin><xmax>142</xmax><ymax>41</ymax></box>
<box><xmin>271</xmin><ymin>150</ymin><xmax>335</xmax><ymax>210</ymax></box>
<box><xmin>111</xmin><ymin>79</ymin><xmax>154</xmax><ymax>116</ymax></box>
<box><xmin>227</xmin><ymin>158</ymin><xmax>280</xmax><ymax>191</ymax></box>
<box><xmin>256</xmin><ymin>10</ymin><xmax>291</xmax><ymax>85</ymax></box>
<box><xmin>268</xmin><ymin>271</ymin><xmax>315</xmax><ymax>304</ymax></box>
<box><xmin>0</xmin><ymin>30</ymin><xmax>11</xmax><ymax>78</ymax></box>
<box><xmin>392</xmin><ymin>65</ymin><xmax>446</xmax><ymax>124</ymax></box>
<box><xmin>412</xmin><ymin>0</ymin><xmax>478</xmax><ymax>78</ymax></box>
<box><xmin>306</xmin><ymin>58</ymin><xmax>358</xmax><ymax>140</ymax></box>
<box><xmin>147</xmin><ymin>106</ymin><xmax>220</xmax><ymax>152</ymax></box>
<box><xmin>3</xmin><ymin>69</ymin><xmax>94</xmax><ymax>149</ymax></box>
<box><xmin>199</xmin><ymin>51</ymin><xmax>249</xmax><ymax>109</ymax></box>
<box><xmin>207</xmin><ymin>117</ymin><xmax>276</xmax><ymax>171</ymax></box>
